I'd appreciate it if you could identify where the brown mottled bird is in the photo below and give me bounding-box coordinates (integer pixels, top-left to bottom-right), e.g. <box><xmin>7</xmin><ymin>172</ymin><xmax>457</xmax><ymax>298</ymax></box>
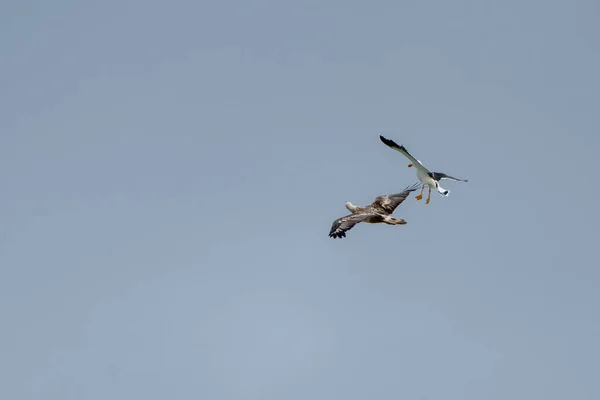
<box><xmin>328</xmin><ymin>182</ymin><xmax>420</xmax><ymax>239</ymax></box>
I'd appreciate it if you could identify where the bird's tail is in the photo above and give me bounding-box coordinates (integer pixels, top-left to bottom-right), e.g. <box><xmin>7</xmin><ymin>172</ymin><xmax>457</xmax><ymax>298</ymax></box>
<box><xmin>437</xmin><ymin>185</ymin><xmax>449</xmax><ymax>196</ymax></box>
<box><xmin>386</xmin><ymin>217</ymin><xmax>407</xmax><ymax>225</ymax></box>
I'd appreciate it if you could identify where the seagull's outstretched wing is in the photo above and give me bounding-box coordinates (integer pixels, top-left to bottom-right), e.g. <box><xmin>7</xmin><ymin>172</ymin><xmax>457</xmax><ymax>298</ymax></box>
<box><xmin>379</xmin><ymin>135</ymin><xmax>429</xmax><ymax>173</ymax></box>
<box><xmin>430</xmin><ymin>172</ymin><xmax>468</xmax><ymax>182</ymax></box>
<box><xmin>329</xmin><ymin>212</ymin><xmax>373</xmax><ymax>239</ymax></box>
<box><xmin>374</xmin><ymin>182</ymin><xmax>421</xmax><ymax>214</ymax></box>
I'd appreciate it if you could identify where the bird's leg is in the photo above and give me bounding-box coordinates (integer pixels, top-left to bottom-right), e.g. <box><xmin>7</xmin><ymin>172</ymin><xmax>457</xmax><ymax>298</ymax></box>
<box><xmin>415</xmin><ymin>185</ymin><xmax>425</xmax><ymax>200</ymax></box>
<box><xmin>425</xmin><ymin>186</ymin><xmax>432</xmax><ymax>204</ymax></box>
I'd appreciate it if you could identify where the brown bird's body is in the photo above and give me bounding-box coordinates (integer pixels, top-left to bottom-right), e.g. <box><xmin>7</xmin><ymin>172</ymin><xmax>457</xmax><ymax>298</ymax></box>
<box><xmin>328</xmin><ymin>182</ymin><xmax>420</xmax><ymax>239</ymax></box>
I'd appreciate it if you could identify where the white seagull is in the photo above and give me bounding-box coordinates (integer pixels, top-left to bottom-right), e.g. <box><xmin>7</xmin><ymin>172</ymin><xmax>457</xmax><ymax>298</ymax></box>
<box><xmin>379</xmin><ymin>135</ymin><xmax>468</xmax><ymax>204</ymax></box>
<box><xmin>329</xmin><ymin>182</ymin><xmax>420</xmax><ymax>239</ymax></box>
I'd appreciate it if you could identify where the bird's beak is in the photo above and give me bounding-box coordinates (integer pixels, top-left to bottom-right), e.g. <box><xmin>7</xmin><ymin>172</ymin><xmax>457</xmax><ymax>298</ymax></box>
<box><xmin>408</xmin><ymin>164</ymin><xmax>413</xmax><ymax>168</ymax></box>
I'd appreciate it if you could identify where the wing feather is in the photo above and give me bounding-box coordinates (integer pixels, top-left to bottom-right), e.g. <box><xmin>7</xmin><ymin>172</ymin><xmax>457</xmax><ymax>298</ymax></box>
<box><xmin>379</xmin><ymin>135</ymin><xmax>430</xmax><ymax>174</ymax></box>
<box><xmin>374</xmin><ymin>182</ymin><xmax>421</xmax><ymax>214</ymax></box>
<box><xmin>328</xmin><ymin>211</ymin><xmax>373</xmax><ymax>239</ymax></box>
<box><xmin>431</xmin><ymin>172</ymin><xmax>468</xmax><ymax>182</ymax></box>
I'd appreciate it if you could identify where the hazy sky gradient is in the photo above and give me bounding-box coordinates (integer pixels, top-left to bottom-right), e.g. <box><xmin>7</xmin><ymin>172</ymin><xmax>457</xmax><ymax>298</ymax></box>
<box><xmin>2</xmin><ymin>1</ymin><xmax>599</xmax><ymax>399</ymax></box>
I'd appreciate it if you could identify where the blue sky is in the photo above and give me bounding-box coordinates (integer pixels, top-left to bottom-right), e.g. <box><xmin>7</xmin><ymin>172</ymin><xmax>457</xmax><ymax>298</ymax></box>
<box><xmin>1</xmin><ymin>1</ymin><xmax>599</xmax><ymax>399</ymax></box>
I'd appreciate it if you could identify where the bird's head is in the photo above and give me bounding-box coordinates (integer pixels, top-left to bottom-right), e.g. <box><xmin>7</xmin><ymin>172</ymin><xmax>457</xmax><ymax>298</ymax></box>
<box><xmin>345</xmin><ymin>202</ymin><xmax>359</xmax><ymax>212</ymax></box>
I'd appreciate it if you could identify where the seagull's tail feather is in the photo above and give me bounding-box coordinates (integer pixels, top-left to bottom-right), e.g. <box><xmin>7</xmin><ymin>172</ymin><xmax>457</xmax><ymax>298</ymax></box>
<box><xmin>436</xmin><ymin>185</ymin><xmax>449</xmax><ymax>197</ymax></box>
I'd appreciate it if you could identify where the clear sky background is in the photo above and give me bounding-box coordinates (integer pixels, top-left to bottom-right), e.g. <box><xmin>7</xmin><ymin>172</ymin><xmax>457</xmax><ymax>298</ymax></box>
<box><xmin>1</xmin><ymin>1</ymin><xmax>599</xmax><ymax>399</ymax></box>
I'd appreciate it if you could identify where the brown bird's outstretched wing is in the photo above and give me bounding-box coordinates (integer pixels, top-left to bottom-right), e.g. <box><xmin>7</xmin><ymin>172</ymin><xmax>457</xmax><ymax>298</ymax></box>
<box><xmin>373</xmin><ymin>182</ymin><xmax>421</xmax><ymax>214</ymax></box>
<box><xmin>328</xmin><ymin>211</ymin><xmax>375</xmax><ymax>239</ymax></box>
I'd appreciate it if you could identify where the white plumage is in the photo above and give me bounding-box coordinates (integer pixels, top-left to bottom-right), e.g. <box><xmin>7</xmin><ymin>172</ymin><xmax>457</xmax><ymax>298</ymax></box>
<box><xmin>379</xmin><ymin>135</ymin><xmax>468</xmax><ymax>204</ymax></box>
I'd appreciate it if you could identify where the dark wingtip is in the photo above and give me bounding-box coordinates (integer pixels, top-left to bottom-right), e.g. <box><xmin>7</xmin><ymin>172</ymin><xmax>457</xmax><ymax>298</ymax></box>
<box><xmin>379</xmin><ymin>135</ymin><xmax>393</xmax><ymax>146</ymax></box>
<box><xmin>379</xmin><ymin>135</ymin><xmax>406</xmax><ymax>152</ymax></box>
<box><xmin>328</xmin><ymin>231</ymin><xmax>347</xmax><ymax>239</ymax></box>
<box><xmin>405</xmin><ymin>181</ymin><xmax>422</xmax><ymax>192</ymax></box>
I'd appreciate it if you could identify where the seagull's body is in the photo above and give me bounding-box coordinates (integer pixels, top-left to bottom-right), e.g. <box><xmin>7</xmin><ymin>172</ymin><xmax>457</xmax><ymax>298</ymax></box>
<box><xmin>329</xmin><ymin>183</ymin><xmax>420</xmax><ymax>239</ymax></box>
<box><xmin>379</xmin><ymin>135</ymin><xmax>468</xmax><ymax>204</ymax></box>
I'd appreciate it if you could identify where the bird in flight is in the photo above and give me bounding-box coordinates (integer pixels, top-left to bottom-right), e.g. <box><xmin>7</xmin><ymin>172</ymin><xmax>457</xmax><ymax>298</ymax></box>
<box><xmin>329</xmin><ymin>182</ymin><xmax>421</xmax><ymax>239</ymax></box>
<box><xmin>379</xmin><ymin>135</ymin><xmax>468</xmax><ymax>204</ymax></box>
